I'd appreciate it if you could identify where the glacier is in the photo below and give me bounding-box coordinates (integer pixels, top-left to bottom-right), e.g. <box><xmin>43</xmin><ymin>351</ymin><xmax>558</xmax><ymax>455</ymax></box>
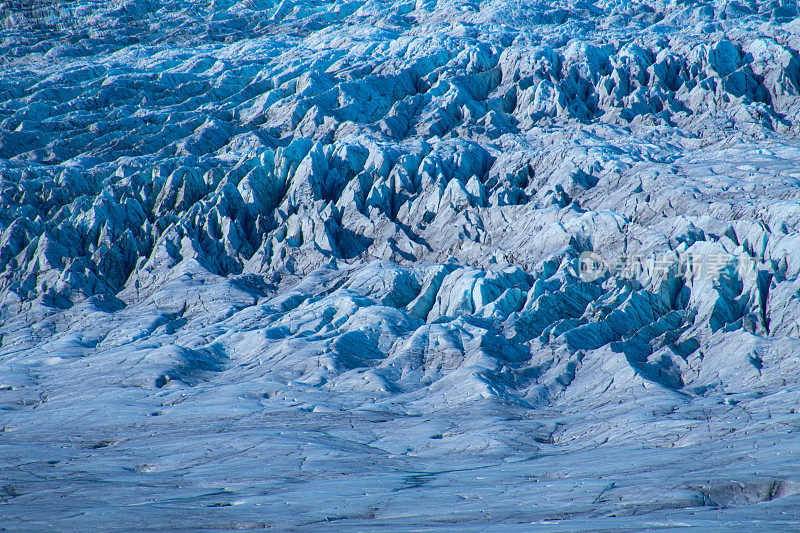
<box><xmin>2</xmin><ymin>0</ymin><xmax>800</xmax><ymax>529</ymax></box>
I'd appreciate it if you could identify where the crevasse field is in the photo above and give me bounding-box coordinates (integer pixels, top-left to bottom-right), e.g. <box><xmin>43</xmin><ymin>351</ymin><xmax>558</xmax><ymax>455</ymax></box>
<box><xmin>2</xmin><ymin>0</ymin><xmax>800</xmax><ymax>530</ymax></box>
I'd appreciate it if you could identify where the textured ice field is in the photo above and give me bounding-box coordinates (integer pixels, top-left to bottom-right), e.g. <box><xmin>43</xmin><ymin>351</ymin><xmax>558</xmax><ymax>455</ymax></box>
<box><xmin>3</xmin><ymin>0</ymin><xmax>800</xmax><ymax>529</ymax></box>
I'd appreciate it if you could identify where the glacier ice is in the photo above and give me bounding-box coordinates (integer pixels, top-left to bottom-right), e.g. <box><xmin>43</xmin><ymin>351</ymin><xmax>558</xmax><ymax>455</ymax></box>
<box><xmin>2</xmin><ymin>0</ymin><xmax>800</xmax><ymax>529</ymax></box>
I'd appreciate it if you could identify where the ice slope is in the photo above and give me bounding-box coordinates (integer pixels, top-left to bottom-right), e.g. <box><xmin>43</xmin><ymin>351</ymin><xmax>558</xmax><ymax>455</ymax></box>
<box><xmin>2</xmin><ymin>0</ymin><xmax>800</xmax><ymax>529</ymax></box>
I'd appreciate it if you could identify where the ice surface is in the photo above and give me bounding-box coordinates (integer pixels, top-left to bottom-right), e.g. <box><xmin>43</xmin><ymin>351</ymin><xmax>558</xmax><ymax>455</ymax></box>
<box><xmin>3</xmin><ymin>0</ymin><xmax>800</xmax><ymax>529</ymax></box>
